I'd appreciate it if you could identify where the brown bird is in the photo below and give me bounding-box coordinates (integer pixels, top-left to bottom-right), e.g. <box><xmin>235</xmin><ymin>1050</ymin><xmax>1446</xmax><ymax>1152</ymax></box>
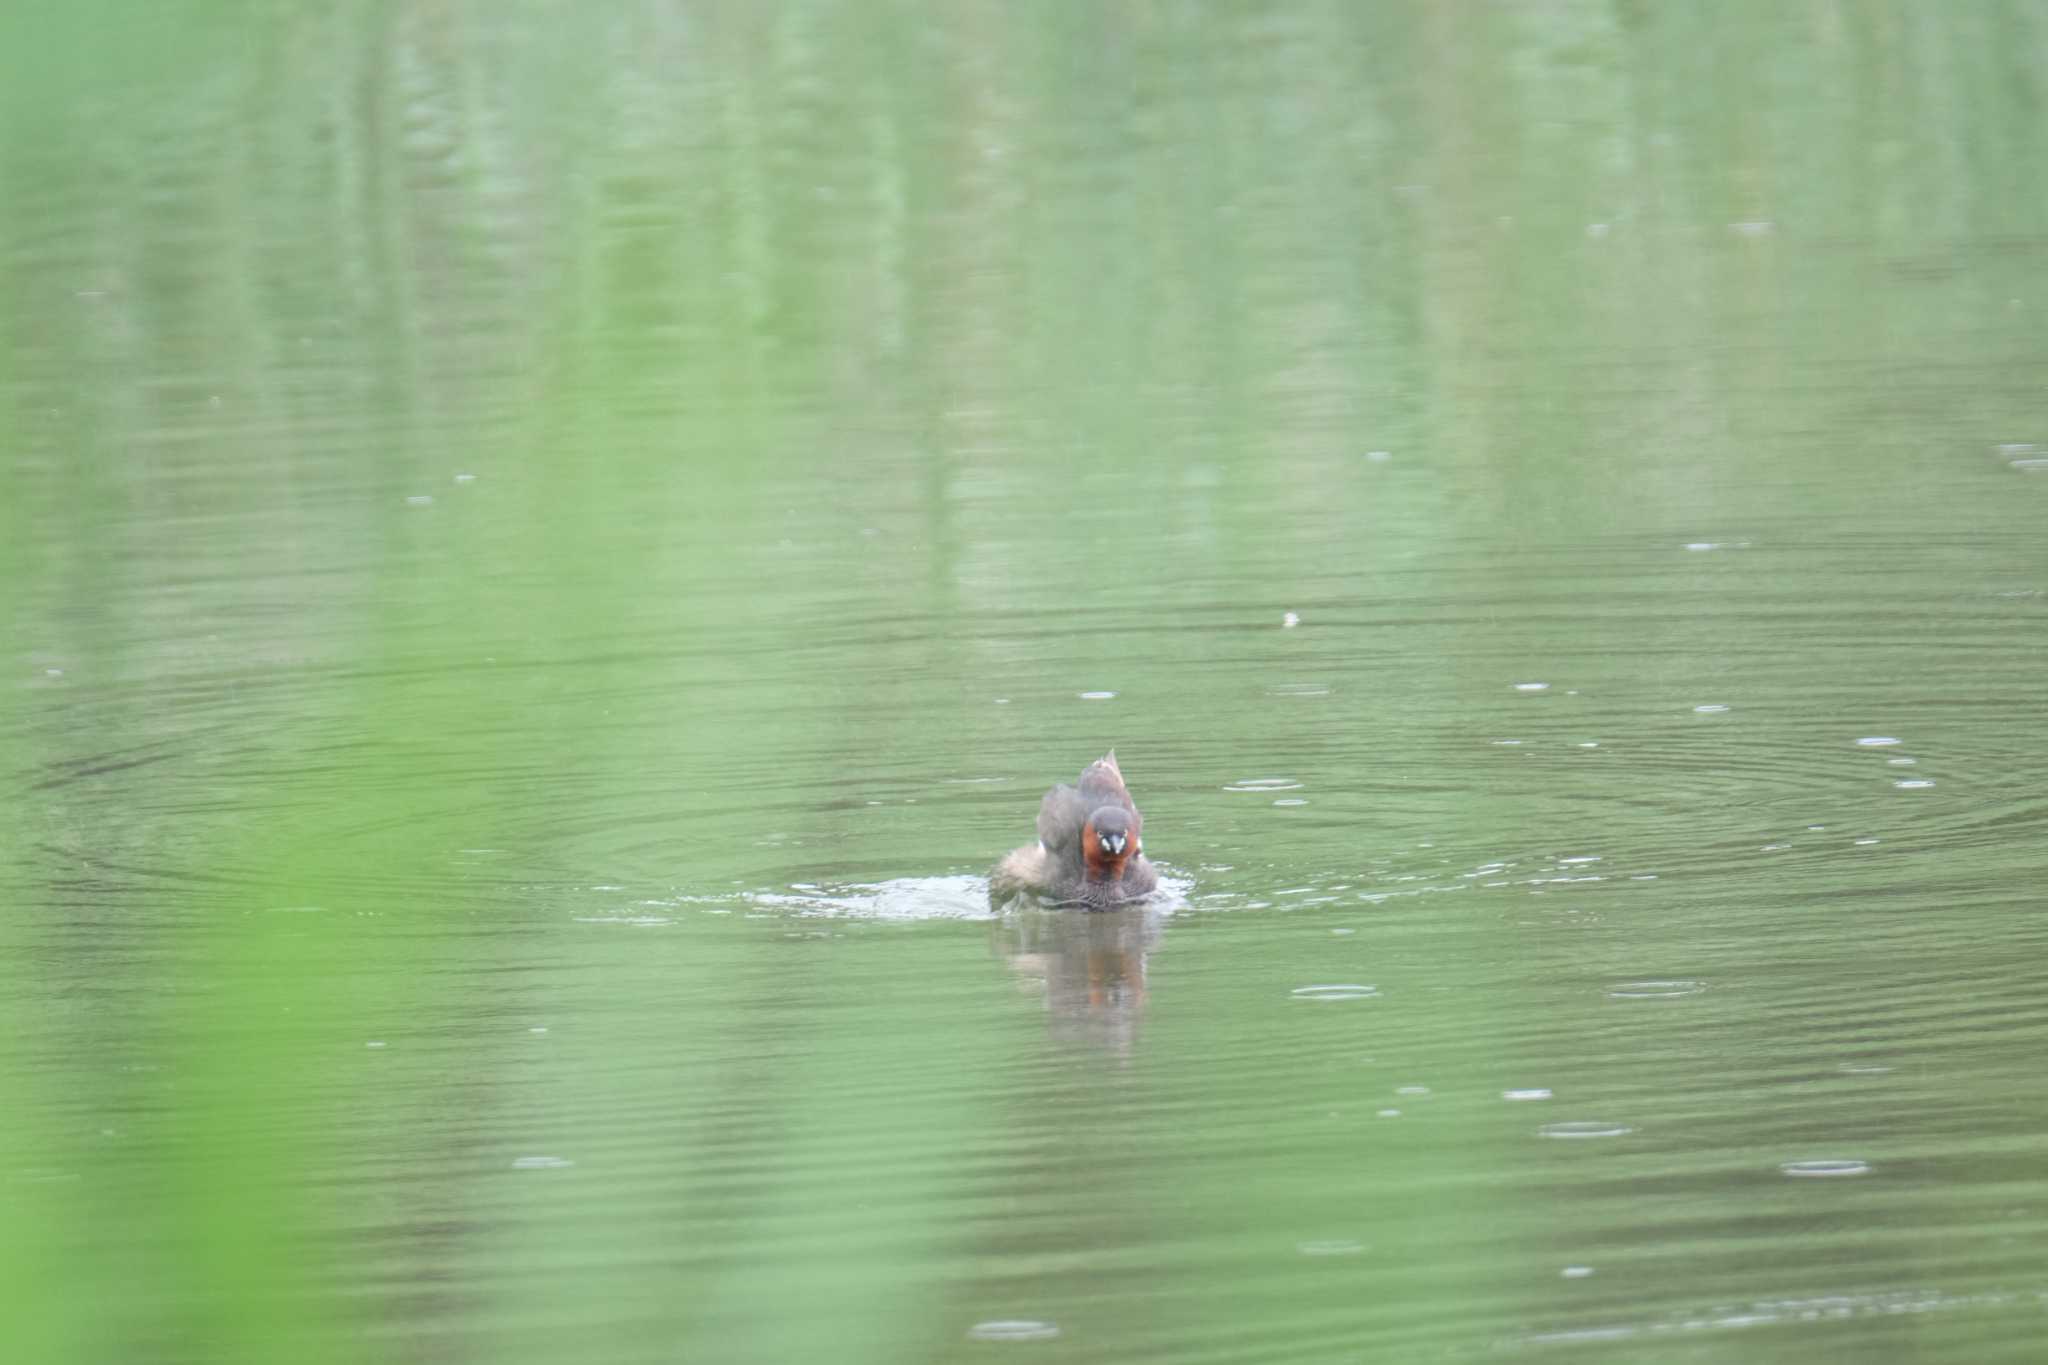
<box><xmin>990</xmin><ymin>751</ymin><xmax>1160</xmax><ymax>909</ymax></box>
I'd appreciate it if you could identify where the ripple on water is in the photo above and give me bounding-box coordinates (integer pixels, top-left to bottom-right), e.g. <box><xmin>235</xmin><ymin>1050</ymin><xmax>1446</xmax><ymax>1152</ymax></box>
<box><xmin>1607</xmin><ymin>980</ymin><xmax>1706</xmax><ymax>999</ymax></box>
<box><xmin>744</xmin><ymin>875</ymin><xmax>996</xmax><ymax>920</ymax></box>
<box><xmin>1539</xmin><ymin>1121</ymin><xmax>1634</xmax><ymax>1140</ymax></box>
<box><xmin>1291</xmin><ymin>984</ymin><xmax>1380</xmax><ymax>1002</ymax></box>
<box><xmin>966</xmin><ymin>1321</ymin><xmax>1060</xmax><ymax>1343</ymax></box>
<box><xmin>1224</xmin><ymin>777</ymin><xmax>1303</xmax><ymax>793</ymax></box>
<box><xmin>1781</xmin><ymin>1159</ymin><xmax>1871</xmax><ymax>1178</ymax></box>
<box><xmin>1296</xmin><ymin>1240</ymin><xmax>1366</xmax><ymax>1256</ymax></box>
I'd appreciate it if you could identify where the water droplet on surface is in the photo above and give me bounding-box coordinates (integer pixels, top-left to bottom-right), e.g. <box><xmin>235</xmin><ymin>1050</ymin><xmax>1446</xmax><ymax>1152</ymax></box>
<box><xmin>967</xmin><ymin>1321</ymin><xmax>1060</xmax><ymax>1343</ymax></box>
<box><xmin>1539</xmin><ymin>1121</ymin><xmax>1634</xmax><ymax>1140</ymax></box>
<box><xmin>1781</xmin><ymin>1159</ymin><xmax>1870</xmax><ymax>1178</ymax></box>
<box><xmin>1291</xmin><ymin>984</ymin><xmax>1379</xmax><ymax>1002</ymax></box>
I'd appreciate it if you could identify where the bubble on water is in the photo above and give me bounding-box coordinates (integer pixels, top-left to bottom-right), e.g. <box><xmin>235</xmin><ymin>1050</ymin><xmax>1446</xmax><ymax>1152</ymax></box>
<box><xmin>528</xmin><ymin>1027</ymin><xmax>549</xmax><ymax>1035</ymax></box>
<box><xmin>1853</xmin><ymin>837</ymin><xmax>1881</xmax><ymax>846</ymax></box>
<box><xmin>1781</xmin><ymin>1159</ymin><xmax>1870</xmax><ymax>1178</ymax></box>
<box><xmin>1273</xmin><ymin>798</ymin><xmax>1308</xmax><ymax>807</ymax></box>
<box><xmin>1503</xmin><ymin>1089</ymin><xmax>1553</xmax><ymax>1102</ymax></box>
<box><xmin>1292</xmin><ymin>984</ymin><xmax>1379</xmax><ymax>1002</ymax></box>
<box><xmin>1539</xmin><ymin>1121</ymin><xmax>1634</xmax><ymax>1140</ymax></box>
<box><xmin>1893</xmin><ymin>779</ymin><xmax>1935</xmax><ymax>790</ymax></box>
<box><xmin>511</xmin><ymin>1156</ymin><xmax>574</xmax><ymax>1170</ymax></box>
<box><xmin>1077</xmin><ymin>690</ymin><xmax>1117</xmax><ymax>701</ymax></box>
<box><xmin>1562</xmin><ymin>1266</ymin><xmax>1595</xmax><ymax>1279</ymax></box>
<box><xmin>1608</xmin><ymin>980</ymin><xmax>1705</xmax><ymax>999</ymax></box>
<box><xmin>1693</xmin><ymin>703</ymin><xmax>1729</xmax><ymax>714</ymax></box>
<box><xmin>1513</xmin><ymin>682</ymin><xmax>1550</xmax><ymax>693</ymax></box>
<box><xmin>1577</xmin><ymin>741</ymin><xmax>1600</xmax><ymax>748</ymax></box>
<box><xmin>1225</xmin><ymin>777</ymin><xmax>1303</xmax><ymax>792</ymax></box>
<box><xmin>1281</xmin><ymin>611</ymin><xmax>1301</xmax><ymax>628</ymax></box>
<box><xmin>966</xmin><ymin>1320</ymin><xmax>1060</xmax><ymax>1342</ymax></box>
<box><xmin>1856</xmin><ymin>737</ymin><xmax>1901</xmax><ymax>747</ymax></box>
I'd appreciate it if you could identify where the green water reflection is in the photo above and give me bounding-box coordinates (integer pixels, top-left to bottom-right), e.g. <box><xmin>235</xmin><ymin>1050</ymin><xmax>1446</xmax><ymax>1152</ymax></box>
<box><xmin>7</xmin><ymin>4</ymin><xmax>2048</xmax><ymax>1362</ymax></box>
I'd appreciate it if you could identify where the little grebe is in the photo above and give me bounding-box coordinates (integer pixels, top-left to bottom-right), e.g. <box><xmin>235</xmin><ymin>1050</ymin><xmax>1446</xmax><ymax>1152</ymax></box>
<box><xmin>990</xmin><ymin>751</ymin><xmax>1160</xmax><ymax>909</ymax></box>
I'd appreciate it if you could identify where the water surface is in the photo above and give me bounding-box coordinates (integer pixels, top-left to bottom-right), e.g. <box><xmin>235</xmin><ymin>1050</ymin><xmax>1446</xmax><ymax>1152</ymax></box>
<box><xmin>6</xmin><ymin>5</ymin><xmax>2048</xmax><ymax>1362</ymax></box>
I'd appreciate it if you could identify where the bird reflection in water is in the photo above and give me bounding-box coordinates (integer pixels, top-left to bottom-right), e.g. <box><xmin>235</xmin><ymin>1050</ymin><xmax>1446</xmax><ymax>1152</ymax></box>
<box><xmin>989</xmin><ymin>904</ymin><xmax>1165</xmax><ymax>1054</ymax></box>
